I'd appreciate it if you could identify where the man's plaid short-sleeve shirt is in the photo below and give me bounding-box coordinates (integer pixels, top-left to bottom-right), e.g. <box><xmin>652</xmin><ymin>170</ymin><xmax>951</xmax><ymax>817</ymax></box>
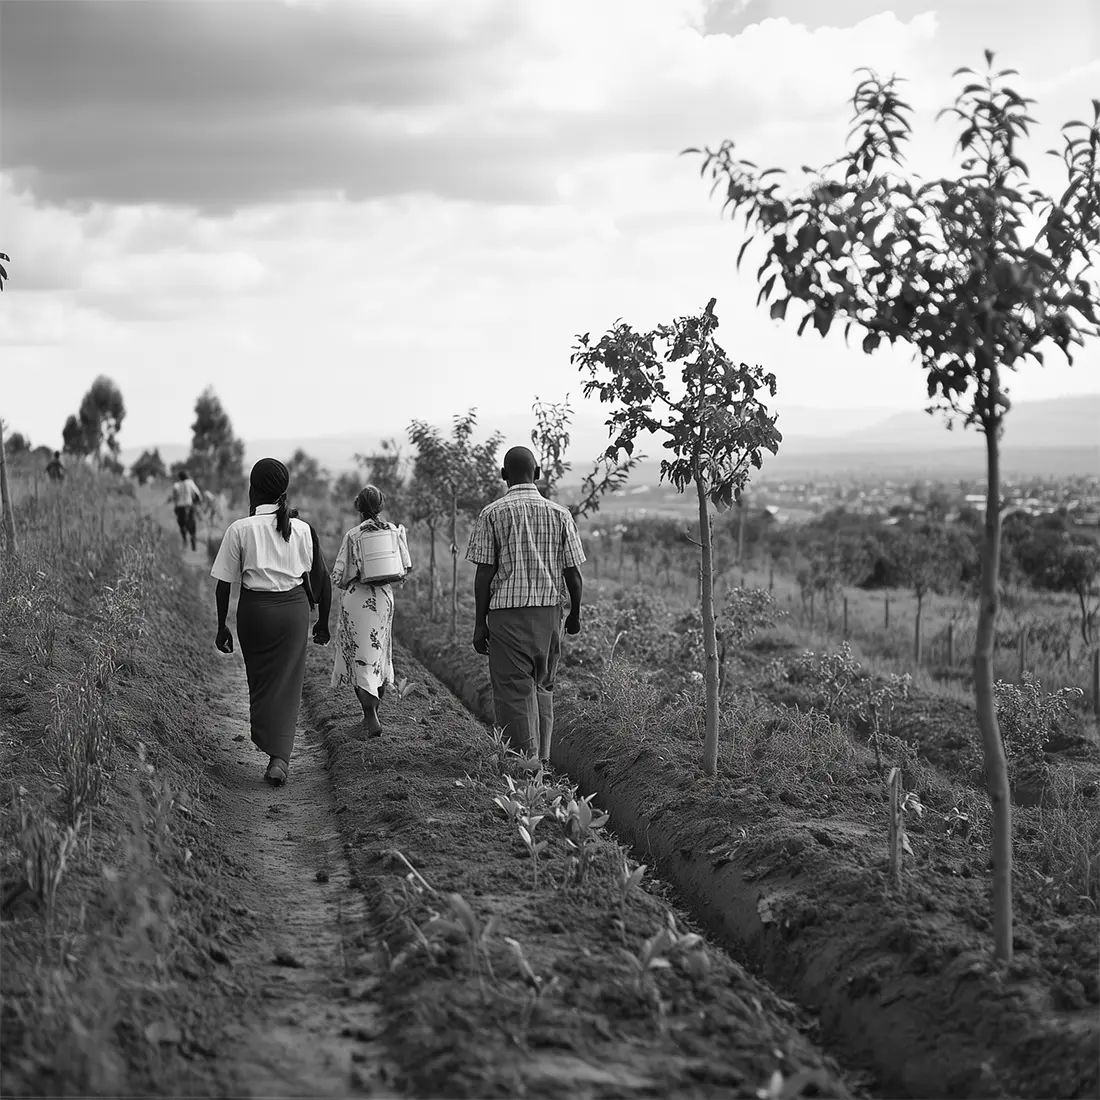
<box><xmin>465</xmin><ymin>485</ymin><xmax>586</xmax><ymax>609</ymax></box>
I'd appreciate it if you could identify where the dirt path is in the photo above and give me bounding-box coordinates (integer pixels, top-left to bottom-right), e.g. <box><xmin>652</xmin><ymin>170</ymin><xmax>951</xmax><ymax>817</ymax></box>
<box><xmin>177</xmin><ymin>542</ymin><xmax>397</xmax><ymax>1098</ymax></box>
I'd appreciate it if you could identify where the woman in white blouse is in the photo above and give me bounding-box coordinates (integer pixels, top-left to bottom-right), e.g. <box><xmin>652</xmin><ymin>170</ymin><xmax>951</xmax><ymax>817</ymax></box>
<box><xmin>210</xmin><ymin>458</ymin><xmax>331</xmax><ymax>786</ymax></box>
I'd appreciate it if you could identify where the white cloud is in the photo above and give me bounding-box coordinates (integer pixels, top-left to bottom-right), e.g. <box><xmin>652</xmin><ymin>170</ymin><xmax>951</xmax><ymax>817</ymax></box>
<box><xmin>1</xmin><ymin>0</ymin><xmax>1095</xmax><ymax>454</ymax></box>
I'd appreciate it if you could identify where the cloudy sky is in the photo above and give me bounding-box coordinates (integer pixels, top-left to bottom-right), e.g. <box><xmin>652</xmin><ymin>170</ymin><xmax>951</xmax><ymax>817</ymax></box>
<box><xmin>1</xmin><ymin>0</ymin><xmax>1097</xmax><ymax>454</ymax></box>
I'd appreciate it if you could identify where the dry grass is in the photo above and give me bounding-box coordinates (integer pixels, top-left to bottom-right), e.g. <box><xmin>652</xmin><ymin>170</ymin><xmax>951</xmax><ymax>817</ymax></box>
<box><xmin>0</xmin><ymin>464</ymin><xmax>232</xmax><ymax>1096</ymax></box>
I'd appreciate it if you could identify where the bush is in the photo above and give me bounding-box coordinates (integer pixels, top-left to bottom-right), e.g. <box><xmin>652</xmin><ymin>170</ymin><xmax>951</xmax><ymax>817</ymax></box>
<box><xmin>994</xmin><ymin>675</ymin><xmax>1084</xmax><ymax>764</ymax></box>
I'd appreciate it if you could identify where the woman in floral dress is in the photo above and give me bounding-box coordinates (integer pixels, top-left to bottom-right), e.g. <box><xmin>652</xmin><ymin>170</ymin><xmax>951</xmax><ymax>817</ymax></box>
<box><xmin>330</xmin><ymin>486</ymin><xmax>412</xmax><ymax>736</ymax></box>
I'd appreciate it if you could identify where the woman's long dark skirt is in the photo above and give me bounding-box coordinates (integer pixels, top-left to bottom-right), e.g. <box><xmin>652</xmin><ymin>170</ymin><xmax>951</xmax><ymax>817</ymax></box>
<box><xmin>236</xmin><ymin>585</ymin><xmax>309</xmax><ymax>763</ymax></box>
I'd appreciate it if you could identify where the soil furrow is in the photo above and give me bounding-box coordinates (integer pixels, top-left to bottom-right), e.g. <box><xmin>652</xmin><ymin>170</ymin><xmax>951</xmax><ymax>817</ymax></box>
<box><xmin>299</xmin><ymin>632</ymin><xmax>859</xmax><ymax>1099</ymax></box>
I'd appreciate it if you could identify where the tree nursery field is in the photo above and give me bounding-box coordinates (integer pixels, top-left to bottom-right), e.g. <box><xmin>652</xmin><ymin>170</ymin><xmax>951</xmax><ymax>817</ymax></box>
<box><xmin>390</xmin><ymin>578</ymin><xmax>1100</xmax><ymax>1100</ymax></box>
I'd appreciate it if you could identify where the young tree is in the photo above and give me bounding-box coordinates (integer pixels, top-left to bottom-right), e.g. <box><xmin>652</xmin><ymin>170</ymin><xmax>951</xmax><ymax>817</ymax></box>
<box><xmin>1050</xmin><ymin>538</ymin><xmax>1100</xmax><ymax>645</ymax></box>
<box><xmin>62</xmin><ymin>413</ymin><xmax>97</xmax><ymax>458</ymax></box>
<box><xmin>285</xmin><ymin>448</ymin><xmax>330</xmax><ymax>501</ymax></box>
<box><xmin>188</xmin><ymin>387</ymin><xmax>246</xmax><ymax>494</ymax></box>
<box><xmin>572</xmin><ymin>298</ymin><xmax>780</xmax><ymax>776</ymax></box>
<box><xmin>353</xmin><ymin>439</ymin><xmax>408</xmax><ymax>521</ymax></box>
<box><xmin>0</xmin><ymin>419</ymin><xmax>18</xmax><ymax>556</ymax></box>
<box><xmin>530</xmin><ymin>394</ymin><xmax>642</xmax><ymax>519</ymax></box>
<box><xmin>330</xmin><ymin>470</ymin><xmax>361</xmax><ymax>508</ymax></box>
<box><xmin>690</xmin><ymin>55</ymin><xmax>1100</xmax><ymax>961</ymax></box>
<box><xmin>408</xmin><ymin>411</ymin><xmax>503</xmax><ymax>640</ymax></box>
<box><xmin>81</xmin><ymin>377</ymin><xmax>126</xmax><ymax>460</ymax></box>
<box><xmin>130</xmin><ymin>448</ymin><xmax>168</xmax><ymax>485</ymax></box>
<box><xmin>3</xmin><ymin>431</ymin><xmax>30</xmax><ymax>457</ymax></box>
<box><xmin>890</xmin><ymin>524</ymin><xmax>957</xmax><ymax>664</ymax></box>
<box><xmin>405</xmin><ymin>470</ymin><xmax>447</xmax><ymax>621</ymax></box>
<box><xmin>61</xmin><ymin>376</ymin><xmax>126</xmax><ymax>463</ymax></box>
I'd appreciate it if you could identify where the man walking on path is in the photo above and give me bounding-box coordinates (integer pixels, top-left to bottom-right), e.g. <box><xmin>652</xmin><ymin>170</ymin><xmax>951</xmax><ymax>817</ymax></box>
<box><xmin>466</xmin><ymin>446</ymin><xmax>585</xmax><ymax>762</ymax></box>
<box><xmin>168</xmin><ymin>468</ymin><xmax>203</xmax><ymax>551</ymax></box>
<box><xmin>45</xmin><ymin>451</ymin><xmax>65</xmax><ymax>483</ymax></box>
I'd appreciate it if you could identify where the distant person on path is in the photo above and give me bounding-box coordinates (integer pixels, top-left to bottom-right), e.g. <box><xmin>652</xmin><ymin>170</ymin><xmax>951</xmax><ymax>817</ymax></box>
<box><xmin>330</xmin><ymin>485</ymin><xmax>413</xmax><ymax>737</ymax></box>
<box><xmin>210</xmin><ymin>458</ymin><xmax>332</xmax><ymax>787</ymax></box>
<box><xmin>45</xmin><ymin>451</ymin><xmax>65</xmax><ymax>483</ymax></box>
<box><xmin>168</xmin><ymin>468</ymin><xmax>203</xmax><ymax>551</ymax></box>
<box><xmin>466</xmin><ymin>446</ymin><xmax>584</xmax><ymax>762</ymax></box>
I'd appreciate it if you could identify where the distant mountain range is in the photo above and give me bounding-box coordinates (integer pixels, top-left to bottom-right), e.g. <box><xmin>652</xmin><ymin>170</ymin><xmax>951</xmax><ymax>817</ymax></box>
<box><xmin>117</xmin><ymin>394</ymin><xmax>1098</xmax><ymax>482</ymax></box>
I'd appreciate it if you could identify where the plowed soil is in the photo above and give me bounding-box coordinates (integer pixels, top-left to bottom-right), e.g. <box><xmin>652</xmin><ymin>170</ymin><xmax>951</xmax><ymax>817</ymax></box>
<box><xmin>299</xmin><ymin>634</ymin><xmax>857</xmax><ymax>1098</ymax></box>
<box><xmin>394</xmin><ymin>600</ymin><xmax>1100</xmax><ymax>1100</ymax></box>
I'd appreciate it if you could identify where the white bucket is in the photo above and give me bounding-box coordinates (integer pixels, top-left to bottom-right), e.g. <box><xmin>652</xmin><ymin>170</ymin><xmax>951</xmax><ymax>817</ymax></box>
<box><xmin>355</xmin><ymin>527</ymin><xmax>405</xmax><ymax>584</ymax></box>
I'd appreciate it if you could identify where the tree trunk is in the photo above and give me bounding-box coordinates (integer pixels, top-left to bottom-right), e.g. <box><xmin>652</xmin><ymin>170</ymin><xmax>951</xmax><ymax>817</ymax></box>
<box><xmin>1077</xmin><ymin>587</ymin><xmax>1091</xmax><ymax>646</ymax></box>
<box><xmin>696</xmin><ymin>477</ymin><xmax>721</xmax><ymax>777</ymax></box>
<box><xmin>914</xmin><ymin>592</ymin><xmax>923</xmax><ymax>666</ymax></box>
<box><xmin>450</xmin><ymin>492</ymin><xmax>459</xmax><ymax>642</ymax></box>
<box><xmin>736</xmin><ymin>499</ymin><xmax>745</xmax><ymax>565</ymax></box>
<box><xmin>976</xmin><ymin>408</ymin><xmax>1012</xmax><ymax>964</ymax></box>
<box><xmin>427</xmin><ymin>520</ymin><xmax>437</xmax><ymax>621</ymax></box>
<box><xmin>0</xmin><ymin>422</ymin><xmax>17</xmax><ymax>556</ymax></box>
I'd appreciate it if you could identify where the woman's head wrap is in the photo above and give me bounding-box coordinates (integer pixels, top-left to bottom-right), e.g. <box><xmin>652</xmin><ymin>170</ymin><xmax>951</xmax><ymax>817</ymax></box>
<box><xmin>355</xmin><ymin>485</ymin><xmax>385</xmax><ymax>518</ymax></box>
<box><xmin>250</xmin><ymin>458</ymin><xmax>290</xmax><ymax>503</ymax></box>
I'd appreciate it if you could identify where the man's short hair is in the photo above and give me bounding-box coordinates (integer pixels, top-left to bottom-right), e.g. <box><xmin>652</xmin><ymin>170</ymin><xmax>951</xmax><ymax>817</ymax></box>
<box><xmin>502</xmin><ymin>446</ymin><xmax>537</xmax><ymax>481</ymax></box>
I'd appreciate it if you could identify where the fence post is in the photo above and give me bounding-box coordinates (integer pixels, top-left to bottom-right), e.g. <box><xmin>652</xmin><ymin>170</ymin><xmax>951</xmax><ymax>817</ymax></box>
<box><xmin>884</xmin><ymin>592</ymin><xmax>890</xmax><ymax>630</ymax></box>
<box><xmin>768</xmin><ymin>564</ymin><xmax>774</xmax><ymax>592</ymax></box>
<box><xmin>1018</xmin><ymin>627</ymin><xmax>1028</xmax><ymax>681</ymax></box>
<box><xmin>946</xmin><ymin>621</ymin><xmax>954</xmax><ymax>667</ymax></box>
<box><xmin>843</xmin><ymin>596</ymin><xmax>849</xmax><ymax>638</ymax></box>
<box><xmin>1092</xmin><ymin>649</ymin><xmax>1099</xmax><ymax>718</ymax></box>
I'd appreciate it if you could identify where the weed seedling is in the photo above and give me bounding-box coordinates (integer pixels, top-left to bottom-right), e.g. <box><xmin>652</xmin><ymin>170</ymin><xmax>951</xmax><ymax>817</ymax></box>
<box><xmin>943</xmin><ymin>806</ymin><xmax>971</xmax><ymax>839</ymax></box>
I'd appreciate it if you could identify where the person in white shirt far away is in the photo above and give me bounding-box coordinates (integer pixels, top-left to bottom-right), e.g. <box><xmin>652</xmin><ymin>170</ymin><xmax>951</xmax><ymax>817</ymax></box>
<box><xmin>167</xmin><ymin>468</ymin><xmax>204</xmax><ymax>551</ymax></box>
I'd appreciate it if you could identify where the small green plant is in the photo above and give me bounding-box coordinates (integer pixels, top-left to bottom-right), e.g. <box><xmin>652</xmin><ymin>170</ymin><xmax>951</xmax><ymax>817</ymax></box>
<box><xmin>427</xmin><ymin>893</ymin><xmax>500</xmax><ymax>988</ymax></box>
<box><xmin>504</xmin><ymin>936</ymin><xmax>560</xmax><ymax>1047</ymax></box>
<box><xmin>614</xmin><ymin>859</ymin><xmax>647</xmax><ymax>941</ymax></box>
<box><xmin>626</xmin><ymin>925</ymin><xmax>674</xmax><ymax>994</ymax></box>
<box><xmin>625</xmin><ymin>912</ymin><xmax>706</xmax><ymax>997</ymax></box>
<box><xmin>393</xmin><ymin>676</ymin><xmax>421</xmax><ymax>701</ymax></box>
<box><xmin>556</xmin><ymin>793</ymin><xmax>610</xmax><ymax>885</ymax></box>
<box><xmin>944</xmin><ymin>806</ymin><xmax>971</xmax><ymax>839</ymax></box>
<box><xmin>790</xmin><ymin>641</ymin><xmax>863</xmax><ymax>711</ymax></box>
<box><xmin>487</xmin><ymin>724</ymin><xmax>531</xmax><ymax>777</ymax></box>
<box><xmin>856</xmin><ymin>673</ymin><xmax>912</xmax><ymax>775</ymax></box>
<box><xmin>492</xmin><ymin>784</ymin><xmax>525</xmax><ymax>824</ymax></box>
<box><xmin>994</xmin><ymin>674</ymin><xmax>1084</xmax><ymax>764</ymax></box>
<box><xmin>50</xmin><ymin>675</ymin><xmax>112</xmax><ymax>830</ymax></box>
<box><xmin>517</xmin><ymin>813</ymin><xmax>548</xmax><ymax>889</ymax></box>
<box><xmin>15</xmin><ymin>793</ymin><xmax>82</xmax><ymax>952</ymax></box>
<box><xmin>719</xmin><ymin>585</ymin><xmax>784</xmax><ymax>651</ymax></box>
